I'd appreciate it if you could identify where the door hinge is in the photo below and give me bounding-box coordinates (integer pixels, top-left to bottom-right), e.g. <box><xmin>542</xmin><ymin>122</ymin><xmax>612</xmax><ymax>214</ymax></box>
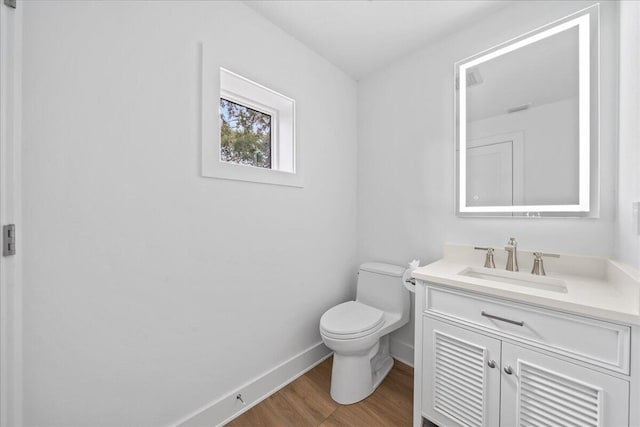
<box><xmin>3</xmin><ymin>224</ymin><xmax>15</xmax><ymax>256</ymax></box>
<box><xmin>4</xmin><ymin>0</ymin><xmax>16</xmax><ymax>9</ymax></box>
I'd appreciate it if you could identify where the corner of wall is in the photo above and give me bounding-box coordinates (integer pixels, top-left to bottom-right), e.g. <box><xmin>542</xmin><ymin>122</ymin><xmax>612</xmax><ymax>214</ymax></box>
<box><xmin>615</xmin><ymin>0</ymin><xmax>640</xmax><ymax>269</ymax></box>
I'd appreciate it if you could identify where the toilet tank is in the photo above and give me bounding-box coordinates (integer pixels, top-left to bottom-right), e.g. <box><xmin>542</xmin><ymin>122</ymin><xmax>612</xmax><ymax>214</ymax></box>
<box><xmin>356</xmin><ymin>262</ymin><xmax>409</xmax><ymax>316</ymax></box>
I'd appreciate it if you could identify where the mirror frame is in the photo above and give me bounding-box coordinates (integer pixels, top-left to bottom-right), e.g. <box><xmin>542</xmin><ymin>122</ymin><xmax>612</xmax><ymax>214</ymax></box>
<box><xmin>455</xmin><ymin>5</ymin><xmax>599</xmax><ymax>217</ymax></box>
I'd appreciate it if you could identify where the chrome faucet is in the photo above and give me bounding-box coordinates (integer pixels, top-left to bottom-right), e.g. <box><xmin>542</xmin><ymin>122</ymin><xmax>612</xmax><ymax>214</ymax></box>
<box><xmin>505</xmin><ymin>237</ymin><xmax>519</xmax><ymax>272</ymax></box>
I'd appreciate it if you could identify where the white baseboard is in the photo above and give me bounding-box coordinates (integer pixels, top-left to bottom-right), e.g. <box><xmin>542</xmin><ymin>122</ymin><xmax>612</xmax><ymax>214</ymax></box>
<box><xmin>390</xmin><ymin>338</ymin><xmax>414</xmax><ymax>367</ymax></box>
<box><xmin>173</xmin><ymin>342</ymin><xmax>332</xmax><ymax>427</ymax></box>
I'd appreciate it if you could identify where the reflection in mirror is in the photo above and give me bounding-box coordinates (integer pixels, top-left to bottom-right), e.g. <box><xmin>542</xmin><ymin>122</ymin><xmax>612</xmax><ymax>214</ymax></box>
<box><xmin>456</xmin><ymin>6</ymin><xmax>598</xmax><ymax>216</ymax></box>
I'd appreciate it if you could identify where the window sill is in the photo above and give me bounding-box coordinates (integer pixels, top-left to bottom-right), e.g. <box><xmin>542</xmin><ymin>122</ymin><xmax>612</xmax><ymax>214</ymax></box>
<box><xmin>202</xmin><ymin>159</ymin><xmax>303</xmax><ymax>187</ymax></box>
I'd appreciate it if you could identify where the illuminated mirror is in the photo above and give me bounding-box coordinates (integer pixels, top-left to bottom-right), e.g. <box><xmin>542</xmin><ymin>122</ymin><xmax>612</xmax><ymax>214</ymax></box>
<box><xmin>455</xmin><ymin>6</ymin><xmax>598</xmax><ymax>217</ymax></box>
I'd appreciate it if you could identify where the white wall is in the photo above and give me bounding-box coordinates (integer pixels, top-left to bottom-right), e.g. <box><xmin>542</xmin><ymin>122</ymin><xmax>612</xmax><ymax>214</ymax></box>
<box><xmin>615</xmin><ymin>1</ymin><xmax>640</xmax><ymax>269</ymax></box>
<box><xmin>357</xmin><ymin>1</ymin><xmax>619</xmax><ymax>361</ymax></box>
<box><xmin>21</xmin><ymin>1</ymin><xmax>357</xmax><ymax>425</ymax></box>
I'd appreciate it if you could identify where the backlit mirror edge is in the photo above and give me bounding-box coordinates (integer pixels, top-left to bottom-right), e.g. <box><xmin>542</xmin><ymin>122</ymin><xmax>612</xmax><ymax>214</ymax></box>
<box><xmin>454</xmin><ymin>4</ymin><xmax>600</xmax><ymax>218</ymax></box>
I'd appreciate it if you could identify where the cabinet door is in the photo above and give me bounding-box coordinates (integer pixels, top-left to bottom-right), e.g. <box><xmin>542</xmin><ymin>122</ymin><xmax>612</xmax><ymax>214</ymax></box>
<box><xmin>423</xmin><ymin>317</ymin><xmax>501</xmax><ymax>427</ymax></box>
<box><xmin>501</xmin><ymin>342</ymin><xmax>629</xmax><ymax>427</ymax></box>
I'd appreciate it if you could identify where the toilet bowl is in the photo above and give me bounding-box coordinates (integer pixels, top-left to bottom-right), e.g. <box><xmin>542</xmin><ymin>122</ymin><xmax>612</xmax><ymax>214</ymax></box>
<box><xmin>320</xmin><ymin>262</ymin><xmax>410</xmax><ymax>404</ymax></box>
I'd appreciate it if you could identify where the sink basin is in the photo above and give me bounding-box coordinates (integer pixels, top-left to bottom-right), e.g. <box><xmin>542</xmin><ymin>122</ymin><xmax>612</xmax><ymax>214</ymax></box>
<box><xmin>457</xmin><ymin>266</ymin><xmax>568</xmax><ymax>293</ymax></box>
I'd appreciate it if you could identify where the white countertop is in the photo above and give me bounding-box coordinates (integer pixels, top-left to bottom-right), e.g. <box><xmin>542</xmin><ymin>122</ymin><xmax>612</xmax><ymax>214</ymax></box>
<box><xmin>411</xmin><ymin>244</ymin><xmax>640</xmax><ymax>325</ymax></box>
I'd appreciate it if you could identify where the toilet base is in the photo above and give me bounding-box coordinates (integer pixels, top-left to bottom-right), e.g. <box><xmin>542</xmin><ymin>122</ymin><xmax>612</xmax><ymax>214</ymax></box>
<box><xmin>329</xmin><ymin>335</ymin><xmax>394</xmax><ymax>405</ymax></box>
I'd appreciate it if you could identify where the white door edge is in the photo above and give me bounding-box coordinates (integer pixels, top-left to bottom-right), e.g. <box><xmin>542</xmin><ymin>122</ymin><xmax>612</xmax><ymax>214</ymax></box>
<box><xmin>0</xmin><ymin>1</ymin><xmax>22</xmax><ymax>425</ymax></box>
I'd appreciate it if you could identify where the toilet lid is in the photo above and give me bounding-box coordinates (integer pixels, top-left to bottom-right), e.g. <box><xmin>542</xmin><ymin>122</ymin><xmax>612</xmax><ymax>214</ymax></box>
<box><xmin>320</xmin><ymin>301</ymin><xmax>384</xmax><ymax>337</ymax></box>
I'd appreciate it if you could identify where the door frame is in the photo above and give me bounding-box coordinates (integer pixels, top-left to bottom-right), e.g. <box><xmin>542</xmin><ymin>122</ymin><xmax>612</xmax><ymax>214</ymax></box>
<box><xmin>0</xmin><ymin>0</ymin><xmax>22</xmax><ymax>425</ymax></box>
<box><xmin>468</xmin><ymin>131</ymin><xmax>525</xmax><ymax>206</ymax></box>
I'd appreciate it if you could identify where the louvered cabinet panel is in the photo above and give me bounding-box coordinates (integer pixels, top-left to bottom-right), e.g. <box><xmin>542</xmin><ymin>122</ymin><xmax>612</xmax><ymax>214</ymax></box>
<box><xmin>423</xmin><ymin>317</ymin><xmax>501</xmax><ymax>427</ymax></box>
<box><xmin>501</xmin><ymin>342</ymin><xmax>629</xmax><ymax>427</ymax></box>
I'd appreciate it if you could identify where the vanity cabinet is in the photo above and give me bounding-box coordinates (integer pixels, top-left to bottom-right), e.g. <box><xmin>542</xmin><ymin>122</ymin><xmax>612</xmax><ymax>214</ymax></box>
<box><xmin>500</xmin><ymin>342</ymin><xmax>628</xmax><ymax>427</ymax></box>
<box><xmin>422</xmin><ymin>318</ymin><xmax>501</xmax><ymax>427</ymax></box>
<box><xmin>416</xmin><ymin>284</ymin><xmax>633</xmax><ymax>427</ymax></box>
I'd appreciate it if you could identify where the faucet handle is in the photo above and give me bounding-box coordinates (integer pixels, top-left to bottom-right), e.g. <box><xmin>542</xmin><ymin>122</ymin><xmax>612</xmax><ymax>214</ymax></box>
<box><xmin>533</xmin><ymin>252</ymin><xmax>560</xmax><ymax>258</ymax></box>
<box><xmin>474</xmin><ymin>247</ymin><xmax>496</xmax><ymax>269</ymax></box>
<box><xmin>531</xmin><ymin>252</ymin><xmax>560</xmax><ymax>275</ymax></box>
<box><xmin>507</xmin><ymin>237</ymin><xmax>517</xmax><ymax>246</ymax></box>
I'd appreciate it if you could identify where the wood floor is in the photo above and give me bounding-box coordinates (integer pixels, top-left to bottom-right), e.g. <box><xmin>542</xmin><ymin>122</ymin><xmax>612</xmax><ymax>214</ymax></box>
<box><xmin>226</xmin><ymin>356</ymin><xmax>414</xmax><ymax>427</ymax></box>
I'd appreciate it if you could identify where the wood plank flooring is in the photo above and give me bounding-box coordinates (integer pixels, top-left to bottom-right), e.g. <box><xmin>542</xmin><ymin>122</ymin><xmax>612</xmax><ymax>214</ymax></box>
<box><xmin>226</xmin><ymin>356</ymin><xmax>414</xmax><ymax>427</ymax></box>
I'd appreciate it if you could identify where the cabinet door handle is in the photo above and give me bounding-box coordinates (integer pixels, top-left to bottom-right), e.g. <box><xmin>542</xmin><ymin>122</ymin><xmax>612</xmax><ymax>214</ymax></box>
<box><xmin>487</xmin><ymin>359</ymin><xmax>496</xmax><ymax>369</ymax></box>
<box><xmin>504</xmin><ymin>365</ymin><xmax>513</xmax><ymax>375</ymax></box>
<box><xmin>481</xmin><ymin>311</ymin><xmax>525</xmax><ymax>327</ymax></box>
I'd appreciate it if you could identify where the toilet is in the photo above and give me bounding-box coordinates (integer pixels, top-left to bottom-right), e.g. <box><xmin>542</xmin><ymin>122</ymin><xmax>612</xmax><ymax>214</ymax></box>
<box><xmin>319</xmin><ymin>262</ymin><xmax>410</xmax><ymax>404</ymax></box>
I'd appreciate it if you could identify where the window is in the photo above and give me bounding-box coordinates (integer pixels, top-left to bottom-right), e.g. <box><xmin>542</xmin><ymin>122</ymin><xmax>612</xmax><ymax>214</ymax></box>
<box><xmin>220</xmin><ymin>98</ymin><xmax>272</xmax><ymax>169</ymax></box>
<box><xmin>201</xmin><ymin>56</ymin><xmax>300</xmax><ymax>187</ymax></box>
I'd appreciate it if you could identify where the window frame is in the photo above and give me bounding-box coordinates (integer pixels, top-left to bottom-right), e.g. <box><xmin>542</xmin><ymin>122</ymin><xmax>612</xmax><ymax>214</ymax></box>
<box><xmin>201</xmin><ymin>47</ymin><xmax>301</xmax><ymax>187</ymax></box>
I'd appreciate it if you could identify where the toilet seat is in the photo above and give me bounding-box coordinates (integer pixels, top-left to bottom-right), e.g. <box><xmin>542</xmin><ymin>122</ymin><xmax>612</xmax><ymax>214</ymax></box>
<box><xmin>320</xmin><ymin>301</ymin><xmax>384</xmax><ymax>339</ymax></box>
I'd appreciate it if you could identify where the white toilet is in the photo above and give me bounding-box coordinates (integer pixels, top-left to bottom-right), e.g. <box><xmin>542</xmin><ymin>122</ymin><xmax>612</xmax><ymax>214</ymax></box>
<box><xmin>319</xmin><ymin>262</ymin><xmax>410</xmax><ymax>404</ymax></box>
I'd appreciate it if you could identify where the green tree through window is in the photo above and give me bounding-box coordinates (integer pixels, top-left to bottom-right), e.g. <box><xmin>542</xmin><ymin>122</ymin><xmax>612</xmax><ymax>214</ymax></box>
<box><xmin>220</xmin><ymin>98</ymin><xmax>272</xmax><ymax>168</ymax></box>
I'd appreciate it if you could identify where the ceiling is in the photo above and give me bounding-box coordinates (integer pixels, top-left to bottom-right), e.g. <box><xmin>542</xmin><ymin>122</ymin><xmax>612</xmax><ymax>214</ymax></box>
<box><xmin>467</xmin><ymin>25</ymin><xmax>579</xmax><ymax>121</ymax></box>
<box><xmin>243</xmin><ymin>0</ymin><xmax>512</xmax><ymax>80</ymax></box>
